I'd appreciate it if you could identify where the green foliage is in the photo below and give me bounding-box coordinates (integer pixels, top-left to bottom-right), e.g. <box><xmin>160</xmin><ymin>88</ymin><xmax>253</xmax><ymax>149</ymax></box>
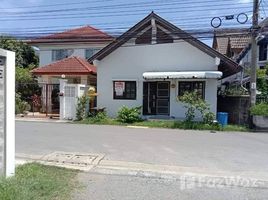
<box><xmin>203</xmin><ymin>112</ymin><xmax>216</xmax><ymax>125</ymax></box>
<box><xmin>16</xmin><ymin>66</ymin><xmax>35</xmax><ymax>83</ymax></box>
<box><xmin>0</xmin><ymin>37</ymin><xmax>38</xmax><ymax>68</ymax></box>
<box><xmin>15</xmin><ymin>93</ymin><xmax>31</xmax><ymax>114</ymax></box>
<box><xmin>78</xmin><ymin>118</ymin><xmax>247</xmax><ymax>132</ymax></box>
<box><xmin>221</xmin><ymin>86</ymin><xmax>249</xmax><ymax>96</ymax></box>
<box><xmin>88</xmin><ymin>111</ymin><xmax>108</xmax><ymax>123</ymax></box>
<box><xmin>0</xmin><ymin>163</ymin><xmax>78</xmax><ymax>200</ymax></box>
<box><xmin>257</xmin><ymin>65</ymin><xmax>268</xmax><ymax>97</ymax></box>
<box><xmin>76</xmin><ymin>95</ymin><xmax>88</xmax><ymax>121</ymax></box>
<box><xmin>178</xmin><ymin>91</ymin><xmax>215</xmax><ymax>123</ymax></box>
<box><xmin>250</xmin><ymin>103</ymin><xmax>268</xmax><ymax>116</ymax></box>
<box><xmin>117</xmin><ymin>106</ymin><xmax>142</xmax><ymax>123</ymax></box>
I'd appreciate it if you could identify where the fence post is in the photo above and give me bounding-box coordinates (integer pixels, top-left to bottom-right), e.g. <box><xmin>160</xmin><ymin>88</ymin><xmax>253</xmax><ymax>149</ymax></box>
<box><xmin>59</xmin><ymin>79</ymin><xmax>67</xmax><ymax>120</ymax></box>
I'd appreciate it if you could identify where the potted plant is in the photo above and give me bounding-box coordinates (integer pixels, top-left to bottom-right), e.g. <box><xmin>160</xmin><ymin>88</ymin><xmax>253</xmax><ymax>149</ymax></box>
<box><xmin>250</xmin><ymin>103</ymin><xmax>268</xmax><ymax>131</ymax></box>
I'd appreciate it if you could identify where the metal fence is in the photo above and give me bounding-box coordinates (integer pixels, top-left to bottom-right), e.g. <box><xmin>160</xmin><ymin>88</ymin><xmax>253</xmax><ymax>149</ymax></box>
<box><xmin>16</xmin><ymin>82</ymin><xmax>60</xmax><ymax>117</ymax></box>
<box><xmin>256</xmin><ymin>96</ymin><xmax>268</xmax><ymax>104</ymax></box>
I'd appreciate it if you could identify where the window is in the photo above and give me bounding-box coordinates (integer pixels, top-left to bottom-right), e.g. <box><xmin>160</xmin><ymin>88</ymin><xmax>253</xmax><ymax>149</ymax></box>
<box><xmin>178</xmin><ymin>81</ymin><xmax>205</xmax><ymax>99</ymax></box>
<box><xmin>85</xmin><ymin>48</ymin><xmax>100</xmax><ymax>59</ymax></box>
<box><xmin>52</xmin><ymin>49</ymin><xmax>72</xmax><ymax>61</ymax></box>
<box><xmin>113</xmin><ymin>81</ymin><xmax>136</xmax><ymax>100</ymax></box>
<box><xmin>259</xmin><ymin>43</ymin><xmax>267</xmax><ymax>61</ymax></box>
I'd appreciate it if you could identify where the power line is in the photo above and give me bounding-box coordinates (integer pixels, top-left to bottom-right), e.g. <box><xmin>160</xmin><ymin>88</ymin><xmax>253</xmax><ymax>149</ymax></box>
<box><xmin>0</xmin><ymin>9</ymin><xmax>252</xmax><ymax>21</ymax></box>
<box><xmin>0</xmin><ymin>0</ymin><xmax>252</xmax><ymax>15</ymax></box>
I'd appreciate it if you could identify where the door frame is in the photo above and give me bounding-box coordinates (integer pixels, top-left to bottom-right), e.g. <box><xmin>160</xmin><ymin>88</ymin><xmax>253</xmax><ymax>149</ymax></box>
<box><xmin>143</xmin><ymin>81</ymin><xmax>170</xmax><ymax>116</ymax></box>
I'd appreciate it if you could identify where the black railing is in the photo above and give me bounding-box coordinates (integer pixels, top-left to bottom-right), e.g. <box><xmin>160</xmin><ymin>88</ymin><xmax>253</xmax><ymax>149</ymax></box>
<box><xmin>256</xmin><ymin>96</ymin><xmax>268</xmax><ymax>104</ymax></box>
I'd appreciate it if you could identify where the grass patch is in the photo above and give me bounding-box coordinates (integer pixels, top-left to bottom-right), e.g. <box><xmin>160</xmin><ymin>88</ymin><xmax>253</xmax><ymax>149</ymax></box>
<box><xmin>78</xmin><ymin>118</ymin><xmax>248</xmax><ymax>132</ymax></box>
<box><xmin>0</xmin><ymin>163</ymin><xmax>78</xmax><ymax>200</ymax></box>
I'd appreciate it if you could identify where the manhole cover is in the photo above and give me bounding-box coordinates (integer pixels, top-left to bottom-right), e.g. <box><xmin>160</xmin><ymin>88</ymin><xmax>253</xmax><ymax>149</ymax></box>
<box><xmin>42</xmin><ymin>152</ymin><xmax>104</xmax><ymax>166</ymax></box>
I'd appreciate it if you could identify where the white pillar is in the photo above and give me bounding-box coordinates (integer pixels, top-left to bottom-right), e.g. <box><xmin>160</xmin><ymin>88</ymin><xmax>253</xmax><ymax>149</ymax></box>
<box><xmin>0</xmin><ymin>49</ymin><xmax>15</xmax><ymax>177</ymax></box>
<box><xmin>81</xmin><ymin>75</ymin><xmax>88</xmax><ymax>85</ymax></box>
<box><xmin>59</xmin><ymin>79</ymin><xmax>68</xmax><ymax>120</ymax></box>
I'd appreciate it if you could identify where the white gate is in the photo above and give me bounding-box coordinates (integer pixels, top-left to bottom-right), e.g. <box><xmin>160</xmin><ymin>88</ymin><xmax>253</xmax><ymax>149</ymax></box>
<box><xmin>63</xmin><ymin>85</ymin><xmax>76</xmax><ymax>120</ymax></box>
<box><xmin>59</xmin><ymin>79</ymin><xmax>88</xmax><ymax>120</ymax></box>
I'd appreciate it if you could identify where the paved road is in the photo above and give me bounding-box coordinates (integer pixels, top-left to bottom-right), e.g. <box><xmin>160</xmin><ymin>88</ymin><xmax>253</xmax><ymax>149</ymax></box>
<box><xmin>16</xmin><ymin>121</ymin><xmax>268</xmax><ymax>173</ymax></box>
<box><xmin>73</xmin><ymin>172</ymin><xmax>268</xmax><ymax>200</ymax></box>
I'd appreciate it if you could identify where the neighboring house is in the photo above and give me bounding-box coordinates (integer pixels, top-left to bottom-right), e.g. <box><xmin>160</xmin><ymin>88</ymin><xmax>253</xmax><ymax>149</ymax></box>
<box><xmin>28</xmin><ymin>25</ymin><xmax>113</xmax><ymax>84</ymax></box>
<box><xmin>212</xmin><ymin>28</ymin><xmax>251</xmax><ymax>60</ymax></box>
<box><xmin>89</xmin><ymin>12</ymin><xmax>241</xmax><ymax>119</ymax></box>
<box><xmin>27</xmin><ymin>26</ymin><xmax>113</xmax><ymax>116</ymax></box>
<box><xmin>31</xmin><ymin>56</ymin><xmax>96</xmax><ymax>114</ymax></box>
<box><xmin>214</xmin><ymin>19</ymin><xmax>268</xmax><ymax>88</ymax></box>
<box><xmin>31</xmin><ymin>56</ymin><xmax>96</xmax><ymax>85</ymax></box>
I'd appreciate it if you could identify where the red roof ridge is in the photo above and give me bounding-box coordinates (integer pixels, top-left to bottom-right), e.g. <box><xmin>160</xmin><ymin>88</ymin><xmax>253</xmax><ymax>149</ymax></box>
<box><xmin>74</xmin><ymin>56</ymin><xmax>96</xmax><ymax>73</ymax></box>
<box><xmin>84</xmin><ymin>25</ymin><xmax>113</xmax><ymax>38</ymax></box>
<box><xmin>32</xmin><ymin>56</ymin><xmax>96</xmax><ymax>75</ymax></box>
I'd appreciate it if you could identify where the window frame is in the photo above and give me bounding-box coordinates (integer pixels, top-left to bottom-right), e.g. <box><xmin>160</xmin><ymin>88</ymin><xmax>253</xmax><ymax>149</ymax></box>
<box><xmin>178</xmin><ymin>81</ymin><xmax>205</xmax><ymax>99</ymax></box>
<box><xmin>259</xmin><ymin>43</ymin><xmax>267</xmax><ymax>61</ymax></box>
<box><xmin>85</xmin><ymin>48</ymin><xmax>101</xmax><ymax>59</ymax></box>
<box><xmin>113</xmin><ymin>81</ymin><xmax>137</xmax><ymax>100</ymax></box>
<box><xmin>52</xmin><ymin>49</ymin><xmax>71</xmax><ymax>61</ymax></box>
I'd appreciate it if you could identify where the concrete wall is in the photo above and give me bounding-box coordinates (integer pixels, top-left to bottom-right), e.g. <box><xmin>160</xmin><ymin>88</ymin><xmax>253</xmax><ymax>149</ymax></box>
<box><xmin>96</xmin><ymin>42</ymin><xmax>219</xmax><ymax>118</ymax></box>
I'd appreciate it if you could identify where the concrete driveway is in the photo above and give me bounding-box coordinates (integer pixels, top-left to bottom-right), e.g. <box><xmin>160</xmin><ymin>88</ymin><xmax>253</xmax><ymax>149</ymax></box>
<box><xmin>16</xmin><ymin>121</ymin><xmax>268</xmax><ymax>174</ymax></box>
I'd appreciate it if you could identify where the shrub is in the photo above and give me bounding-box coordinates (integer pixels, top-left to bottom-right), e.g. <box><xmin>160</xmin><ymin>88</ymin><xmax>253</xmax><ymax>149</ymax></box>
<box><xmin>250</xmin><ymin>103</ymin><xmax>268</xmax><ymax>116</ymax></box>
<box><xmin>203</xmin><ymin>111</ymin><xmax>216</xmax><ymax>124</ymax></box>
<box><xmin>178</xmin><ymin>91</ymin><xmax>215</xmax><ymax>123</ymax></box>
<box><xmin>89</xmin><ymin>112</ymin><xmax>108</xmax><ymax>123</ymax></box>
<box><xmin>15</xmin><ymin>93</ymin><xmax>31</xmax><ymax>114</ymax></box>
<box><xmin>76</xmin><ymin>95</ymin><xmax>88</xmax><ymax>121</ymax></box>
<box><xmin>117</xmin><ymin>106</ymin><xmax>142</xmax><ymax>123</ymax></box>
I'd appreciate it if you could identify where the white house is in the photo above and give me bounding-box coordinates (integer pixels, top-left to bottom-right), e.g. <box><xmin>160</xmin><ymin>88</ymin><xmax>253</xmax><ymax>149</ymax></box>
<box><xmin>89</xmin><ymin>12</ymin><xmax>241</xmax><ymax>119</ymax></box>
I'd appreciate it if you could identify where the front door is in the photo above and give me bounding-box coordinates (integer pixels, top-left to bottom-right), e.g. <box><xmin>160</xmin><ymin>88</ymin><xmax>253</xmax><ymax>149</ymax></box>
<box><xmin>143</xmin><ymin>82</ymin><xmax>170</xmax><ymax>115</ymax></box>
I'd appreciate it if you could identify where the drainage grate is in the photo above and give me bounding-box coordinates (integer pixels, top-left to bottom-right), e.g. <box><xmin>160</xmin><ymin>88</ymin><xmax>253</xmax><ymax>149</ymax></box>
<box><xmin>41</xmin><ymin>152</ymin><xmax>104</xmax><ymax>167</ymax></box>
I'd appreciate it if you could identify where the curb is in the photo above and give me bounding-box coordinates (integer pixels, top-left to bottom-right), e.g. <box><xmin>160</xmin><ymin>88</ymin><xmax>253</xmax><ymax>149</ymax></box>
<box><xmin>93</xmin><ymin>160</ymin><xmax>268</xmax><ymax>189</ymax></box>
<box><xmin>15</xmin><ymin>153</ymin><xmax>268</xmax><ymax>189</ymax></box>
<box><xmin>15</xmin><ymin>118</ymin><xmax>71</xmax><ymax>123</ymax></box>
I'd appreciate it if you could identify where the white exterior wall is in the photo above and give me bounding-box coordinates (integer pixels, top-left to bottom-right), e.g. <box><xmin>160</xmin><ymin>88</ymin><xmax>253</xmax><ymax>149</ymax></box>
<box><xmin>37</xmin><ymin>43</ymin><xmax>107</xmax><ymax>66</ymax></box>
<box><xmin>96</xmin><ymin>42</ymin><xmax>219</xmax><ymax>118</ymax></box>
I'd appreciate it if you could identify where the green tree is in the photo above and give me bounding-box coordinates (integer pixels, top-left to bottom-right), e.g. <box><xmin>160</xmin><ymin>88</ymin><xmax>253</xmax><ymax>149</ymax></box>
<box><xmin>257</xmin><ymin>65</ymin><xmax>268</xmax><ymax>97</ymax></box>
<box><xmin>0</xmin><ymin>36</ymin><xmax>38</xmax><ymax>68</ymax></box>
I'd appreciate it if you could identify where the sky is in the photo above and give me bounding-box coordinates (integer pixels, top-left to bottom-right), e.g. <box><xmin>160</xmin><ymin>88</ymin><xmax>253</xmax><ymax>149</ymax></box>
<box><xmin>0</xmin><ymin>0</ymin><xmax>267</xmax><ymax>45</ymax></box>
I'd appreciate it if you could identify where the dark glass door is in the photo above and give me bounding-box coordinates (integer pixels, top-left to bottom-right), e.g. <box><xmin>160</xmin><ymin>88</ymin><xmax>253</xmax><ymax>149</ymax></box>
<box><xmin>143</xmin><ymin>82</ymin><xmax>170</xmax><ymax>115</ymax></box>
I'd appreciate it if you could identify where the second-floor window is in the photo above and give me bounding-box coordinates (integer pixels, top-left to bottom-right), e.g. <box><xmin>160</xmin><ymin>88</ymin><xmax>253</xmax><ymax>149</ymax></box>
<box><xmin>259</xmin><ymin>43</ymin><xmax>267</xmax><ymax>61</ymax></box>
<box><xmin>52</xmin><ymin>49</ymin><xmax>73</xmax><ymax>61</ymax></box>
<box><xmin>85</xmin><ymin>48</ymin><xmax>100</xmax><ymax>59</ymax></box>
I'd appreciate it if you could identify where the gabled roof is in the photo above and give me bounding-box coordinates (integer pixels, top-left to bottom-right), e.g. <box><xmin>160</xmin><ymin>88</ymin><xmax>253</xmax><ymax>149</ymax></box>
<box><xmin>88</xmin><ymin>12</ymin><xmax>241</xmax><ymax>78</ymax></box>
<box><xmin>213</xmin><ymin>28</ymin><xmax>251</xmax><ymax>55</ymax></box>
<box><xmin>29</xmin><ymin>26</ymin><xmax>114</xmax><ymax>44</ymax></box>
<box><xmin>32</xmin><ymin>56</ymin><xmax>96</xmax><ymax>75</ymax></box>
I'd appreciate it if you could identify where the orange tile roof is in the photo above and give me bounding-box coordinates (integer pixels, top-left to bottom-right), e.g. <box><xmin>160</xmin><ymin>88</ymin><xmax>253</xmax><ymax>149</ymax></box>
<box><xmin>29</xmin><ymin>26</ymin><xmax>114</xmax><ymax>44</ymax></box>
<box><xmin>32</xmin><ymin>56</ymin><xmax>96</xmax><ymax>75</ymax></box>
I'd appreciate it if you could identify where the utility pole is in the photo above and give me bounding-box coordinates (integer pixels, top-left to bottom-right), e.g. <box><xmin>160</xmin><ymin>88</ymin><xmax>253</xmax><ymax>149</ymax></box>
<box><xmin>250</xmin><ymin>0</ymin><xmax>259</xmax><ymax>106</ymax></box>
